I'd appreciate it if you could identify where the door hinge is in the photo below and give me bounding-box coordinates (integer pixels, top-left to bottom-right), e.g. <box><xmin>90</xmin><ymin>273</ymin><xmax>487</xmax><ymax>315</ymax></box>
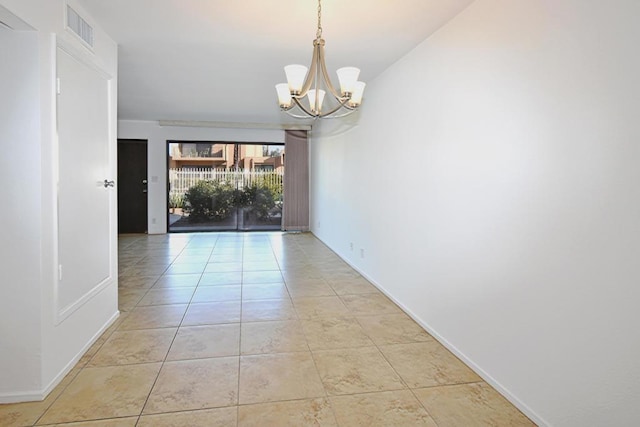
<box><xmin>56</xmin><ymin>78</ymin><xmax>61</xmax><ymax>95</ymax></box>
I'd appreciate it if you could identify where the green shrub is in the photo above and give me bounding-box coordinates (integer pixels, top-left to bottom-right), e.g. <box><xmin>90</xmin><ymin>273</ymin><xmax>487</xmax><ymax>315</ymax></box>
<box><xmin>183</xmin><ymin>175</ymin><xmax>284</xmax><ymax>223</ymax></box>
<box><xmin>232</xmin><ymin>187</ymin><xmax>251</xmax><ymax>208</ymax></box>
<box><xmin>169</xmin><ymin>193</ymin><xmax>184</xmax><ymax>209</ymax></box>
<box><xmin>183</xmin><ymin>180</ymin><xmax>235</xmax><ymax>221</ymax></box>
<box><xmin>242</xmin><ymin>184</ymin><xmax>277</xmax><ymax>220</ymax></box>
<box><xmin>253</xmin><ymin>172</ymin><xmax>283</xmax><ymax>201</ymax></box>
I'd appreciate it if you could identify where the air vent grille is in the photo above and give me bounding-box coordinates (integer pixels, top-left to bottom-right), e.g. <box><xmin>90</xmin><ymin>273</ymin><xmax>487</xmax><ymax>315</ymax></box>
<box><xmin>66</xmin><ymin>5</ymin><xmax>93</xmax><ymax>48</ymax></box>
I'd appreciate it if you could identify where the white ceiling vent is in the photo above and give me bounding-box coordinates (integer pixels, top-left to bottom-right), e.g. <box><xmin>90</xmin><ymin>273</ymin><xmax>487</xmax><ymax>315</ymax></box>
<box><xmin>66</xmin><ymin>5</ymin><xmax>94</xmax><ymax>48</ymax></box>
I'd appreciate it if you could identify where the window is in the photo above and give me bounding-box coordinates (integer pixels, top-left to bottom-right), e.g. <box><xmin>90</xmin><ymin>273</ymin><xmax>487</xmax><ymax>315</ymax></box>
<box><xmin>196</xmin><ymin>143</ymin><xmax>211</xmax><ymax>157</ymax></box>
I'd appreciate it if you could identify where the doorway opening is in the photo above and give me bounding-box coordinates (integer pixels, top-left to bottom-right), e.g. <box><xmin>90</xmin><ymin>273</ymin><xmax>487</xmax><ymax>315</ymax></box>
<box><xmin>167</xmin><ymin>141</ymin><xmax>284</xmax><ymax>232</ymax></box>
<box><xmin>118</xmin><ymin>139</ymin><xmax>148</xmax><ymax>233</ymax></box>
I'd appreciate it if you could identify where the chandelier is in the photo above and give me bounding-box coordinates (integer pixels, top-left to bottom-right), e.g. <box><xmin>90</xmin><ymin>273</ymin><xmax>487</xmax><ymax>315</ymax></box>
<box><xmin>275</xmin><ymin>0</ymin><xmax>366</xmax><ymax>119</ymax></box>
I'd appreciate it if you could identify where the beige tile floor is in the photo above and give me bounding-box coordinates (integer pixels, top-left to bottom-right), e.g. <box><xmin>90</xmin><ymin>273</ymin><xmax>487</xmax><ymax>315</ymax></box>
<box><xmin>0</xmin><ymin>232</ymin><xmax>536</xmax><ymax>426</ymax></box>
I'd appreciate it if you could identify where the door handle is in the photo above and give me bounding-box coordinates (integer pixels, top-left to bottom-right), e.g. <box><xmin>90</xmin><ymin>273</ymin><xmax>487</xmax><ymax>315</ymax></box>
<box><xmin>103</xmin><ymin>180</ymin><xmax>115</xmax><ymax>188</ymax></box>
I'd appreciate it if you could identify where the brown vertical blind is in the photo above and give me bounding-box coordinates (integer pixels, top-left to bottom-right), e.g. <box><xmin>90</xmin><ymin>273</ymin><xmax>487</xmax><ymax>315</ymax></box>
<box><xmin>283</xmin><ymin>130</ymin><xmax>309</xmax><ymax>231</ymax></box>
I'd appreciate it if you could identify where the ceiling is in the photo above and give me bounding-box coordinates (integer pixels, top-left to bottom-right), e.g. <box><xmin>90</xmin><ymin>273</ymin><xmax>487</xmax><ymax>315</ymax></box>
<box><xmin>80</xmin><ymin>0</ymin><xmax>474</xmax><ymax>126</ymax></box>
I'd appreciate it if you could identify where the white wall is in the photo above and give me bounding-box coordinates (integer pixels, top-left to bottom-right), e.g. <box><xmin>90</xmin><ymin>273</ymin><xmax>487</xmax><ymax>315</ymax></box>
<box><xmin>0</xmin><ymin>26</ymin><xmax>42</xmax><ymax>398</ymax></box>
<box><xmin>310</xmin><ymin>1</ymin><xmax>640</xmax><ymax>426</ymax></box>
<box><xmin>118</xmin><ymin>120</ymin><xmax>285</xmax><ymax>234</ymax></box>
<box><xmin>0</xmin><ymin>0</ymin><xmax>119</xmax><ymax>402</ymax></box>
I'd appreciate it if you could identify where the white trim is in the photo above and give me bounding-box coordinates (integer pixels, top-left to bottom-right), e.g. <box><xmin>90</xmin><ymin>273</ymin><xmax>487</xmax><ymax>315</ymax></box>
<box><xmin>53</xmin><ymin>38</ymin><xmax>115</xmax><ymax>325</ymax></box>
<box><xmin>0</xmin><ymin>390</ymin><xmax>45</xmax><ymax>404</ymax></box>
<box><xmin>311</xmin><ymin>231</ymin><xmax>550</xmax><ymax>427</ymax></box>
<box><xmin>159</xmin><ymin>120</ymin><xmax>312</xmax><ymax>131</ymax></box>
<box><xmin>43</xmin><ymin>310</ymin><xmax>119</xmax><ymax>398</ymax></box>
<box><xmin>56</xmin><ymin>37</ymin><xmax>112</xmax><ymax>80</ymax></box>
<box><xmin>56</xmin><ymin>275</ymin><xmax>113</xmax><ymax>322</ymax></box>
<box><xmin>107</xmin><ymin>77</ymin><xmax>118</xmax><ymax>296</ymax></box>
<box><xmin>0</xmin><ymin>311</ymin><xmax>119</xmax><ymax>404</ymax></box>
<box><xmin>0</xmin><ymin>4</ymin><xmax>34</xmax><ymax>31</ymax></box>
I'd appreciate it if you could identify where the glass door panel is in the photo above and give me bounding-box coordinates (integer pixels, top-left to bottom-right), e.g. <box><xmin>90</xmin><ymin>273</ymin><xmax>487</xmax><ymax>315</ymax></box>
<box><xmin>168</xmin><ymin>142</ymin><xmax>284</xmax><ymax>232</ymax></box>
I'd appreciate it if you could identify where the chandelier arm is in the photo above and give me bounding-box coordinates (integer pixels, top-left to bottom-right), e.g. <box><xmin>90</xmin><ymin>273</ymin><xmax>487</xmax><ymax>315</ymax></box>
<box><xmin>299</xmin><ymin>41</ymin><xmax>320</xmax><ymax>98</ymax></box>
<box><xmin>316</xmin><ymin>97</ymin><xmax>353</xmax><ymax>118</ymax></box>
<box><xmin>285</xmin><ymin>101</ymin><xmax>354</xmax><ymax>119</ymax></box>
<box><xmin>284</xmin><ymin>109</ymin><xmax>318</xmax><ymax>120</ymax></box>
<box><xmin>277</xmin><ymin>0</ymin><xmax>363</xmax><ymax>120</ymax></box>
<box><xmin>317</xmin><ymin>42</ymin><xmax>344</xmax><ymax>100</ymax></box>
<box><xmin>292</xmin><ymin>96</ymin><xmax>319</xmax><ymax>118</ymax></box>
<box><xmin>320</xmin><ymin>109</ymin><xmax>358</xmax><ymax>119</ymax></box>
<box><xmin>279</xmin><ymin>103</ymin><xmax>296</xmax><ymax>112</ymax></box>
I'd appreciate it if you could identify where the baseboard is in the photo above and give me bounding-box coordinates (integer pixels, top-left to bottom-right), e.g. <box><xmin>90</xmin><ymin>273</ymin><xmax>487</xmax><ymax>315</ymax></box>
<box><xmin>41</xmin><ymin>310</ymin><xmax>121</xmax><ymax>398</ymax></box>
<box><xmin>0</xmin><ymin>390</ymin><xmax>46</xmax><ymax>404</ymax></box>
<box><xmin>311</xmin><ymin>231</ymin><xmax>549</xmax><ymax>427</ymax></box>
<box><xmin>0</xmin><ymin>310</ymin><xmax>120</xmax><ymax>404</ymax></box>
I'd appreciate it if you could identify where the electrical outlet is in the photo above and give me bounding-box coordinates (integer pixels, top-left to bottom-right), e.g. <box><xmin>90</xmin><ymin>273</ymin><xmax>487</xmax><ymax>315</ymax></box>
<box><xmin>360</xmin><ymin>248</ymin><xmax>365</xmax><ymax>258</ymax></box>
<box><xmin>350</xmin><ymin>242</ymin><xmax>354</xmax><ymax>251</ymax></box>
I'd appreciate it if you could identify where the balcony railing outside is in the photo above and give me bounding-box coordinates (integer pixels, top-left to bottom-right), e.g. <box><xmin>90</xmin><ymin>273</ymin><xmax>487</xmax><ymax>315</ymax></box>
<box><xmin>171</xmin><ymin>146</ymin><xmax>225</xmax><ymax>159</ymax></box>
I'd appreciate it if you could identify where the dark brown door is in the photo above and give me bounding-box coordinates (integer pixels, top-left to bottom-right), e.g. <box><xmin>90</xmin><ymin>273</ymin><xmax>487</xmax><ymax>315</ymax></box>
<box><xmin>118</xmin><ymin>140</ymin><xmax>148</xmax><ymax>233</ymax></box>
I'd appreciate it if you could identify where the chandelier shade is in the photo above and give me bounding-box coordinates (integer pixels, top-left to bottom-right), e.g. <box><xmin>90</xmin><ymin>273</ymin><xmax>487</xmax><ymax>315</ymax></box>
<box><xmin>284</xmin><ymin>65</ymin><xmax>308</xmax><ymax>94</ymax></box>
<box><xmin>307</xmin><ymin>89</ymin><xmax>326</xmax><ymax>114</ymax></box>
<box><xmin>275</xmin><ymin>0</ymin><xmax>365</xmax><ymax>119</ymax></box>
<box><xmin>350</xmin><ymin>81</ymin><xmax>366</xmax><ymax>107</ymax></box>
<box><xmin>336</xmin><ymin>67</ymin><xmax>360</xmax><ymax>95</ymax></box>
<box><xmin>275</xmin><ymin>83</ymin><xmax>293</xmax><ymax>108</ymax></box>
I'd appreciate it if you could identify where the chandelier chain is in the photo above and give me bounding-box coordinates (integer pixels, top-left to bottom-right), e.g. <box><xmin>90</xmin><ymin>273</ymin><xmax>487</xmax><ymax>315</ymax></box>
<box><xmin>316</xmin><ymin>0</ymin><xmax>322</xmax><ymax>39</ymax></box>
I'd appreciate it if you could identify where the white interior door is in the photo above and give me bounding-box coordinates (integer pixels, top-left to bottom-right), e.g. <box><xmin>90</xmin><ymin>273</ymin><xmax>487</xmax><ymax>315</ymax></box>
<box><xmin>56</xmin><ymin>46</ymin><xmax>114</xmax><ymax>319</ymax></box>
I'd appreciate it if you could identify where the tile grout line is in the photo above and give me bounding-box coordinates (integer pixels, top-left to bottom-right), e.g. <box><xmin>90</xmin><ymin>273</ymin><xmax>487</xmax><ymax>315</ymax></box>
<box><xmin>288</xmin><ymin>237</ymin><xmax>343</xmax><ymax>426</ymax></box>
<box><xmin>301</xmin><ymin>232</ymin><xmax>441</xmax><ymax>425</ymax></box>
<box><xmin>22</xmin><ymin>232</ymin><xmax>488</xmax><ymax>427</ymax></box>
<box><xmin>352</xmin><ymin>287</ymin><xmax>442</xmax><ymax>426</ymax></box>
<box><xmin>35</xmin><ymin>235</ymin><xmax>183</xmax><ymax>426</ymax></box>
<box><xmin>135</xmin><ymin>234</ymin><xmax>199</xmax><ymax>424</ymax></box>
<box><xmin>31</xmin><ymin>289</ymin><xmax>139</xmax><ymax>425</ymax></box>
<box><xmin>236</xmin><ymin>236</ymin><xmax>244</xmax><ymax>427</ymax></box>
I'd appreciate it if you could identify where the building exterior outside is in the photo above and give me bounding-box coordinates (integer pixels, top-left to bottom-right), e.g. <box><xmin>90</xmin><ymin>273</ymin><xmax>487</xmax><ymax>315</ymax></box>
<box><xmin>169</xmin><ymin>142</ymin><xmax>284</xmax><ymax>172</ymax></box>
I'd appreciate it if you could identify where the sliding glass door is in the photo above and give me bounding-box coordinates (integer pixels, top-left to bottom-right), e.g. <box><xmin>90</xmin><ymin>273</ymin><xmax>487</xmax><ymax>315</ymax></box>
<box><xmin>167</xmin><ymin>141</ymin><xmax>284</xmax><ymax>232</ymax></box>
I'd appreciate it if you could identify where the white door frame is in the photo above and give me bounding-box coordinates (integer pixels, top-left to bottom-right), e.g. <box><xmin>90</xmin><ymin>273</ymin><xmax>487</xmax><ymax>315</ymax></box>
<box><xmin>53</xmin><ymin>36</ymin><xmax>117</xmax><ymax>324</ymax></box>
